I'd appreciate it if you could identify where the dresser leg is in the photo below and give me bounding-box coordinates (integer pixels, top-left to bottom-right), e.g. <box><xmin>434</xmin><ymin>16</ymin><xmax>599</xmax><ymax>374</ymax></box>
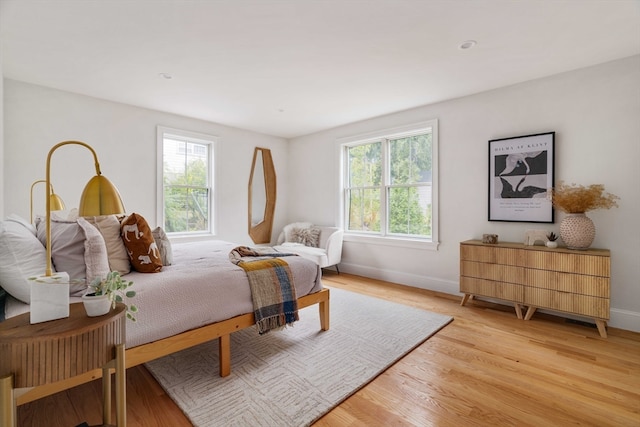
<box><xmin>0</xmin><ymin>375</ymin><xmax>16</xmax><ymax>427</ymax></box>
<box><xmin>524</xmin><ymin>306</ymin><xmax>537</xmax><ymax>320</ymax></box>
<box><xmin>514</xmin><ymin>304</ymin><xmax>524</xmax><ymax>319</ymax></box>
<box><xmin>460</xmin><ymin>294</ymin><xmax>472</xmax><ymax>306</ymax></box>
<box><xmin>595</xmin><ymin>320</ymin><xmax>608</xmax><ymax>338</ymax></box>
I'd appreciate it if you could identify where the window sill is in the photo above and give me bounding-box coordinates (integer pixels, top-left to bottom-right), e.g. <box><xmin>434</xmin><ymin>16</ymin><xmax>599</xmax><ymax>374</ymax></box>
<box><xmin>343</xmin><ymin>234</ymin><xmax>439</xmax><ymax>251</ymax></box>
<box><xmin>166</xmin><ymin>232</ymin><xmax>217</xmax><ymax>243</ymax></box>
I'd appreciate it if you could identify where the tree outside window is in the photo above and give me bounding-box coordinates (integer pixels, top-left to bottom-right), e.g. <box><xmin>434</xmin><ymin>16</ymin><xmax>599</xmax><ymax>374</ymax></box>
<box><xmin>343</xmin><ymin>124</ymin><xmax>435</xmax><ymax>240</ymax></box>
<box><xmin>159</xmin><ymin>129</ymin><xmax>214</xmax><ymax>234</ymax></box>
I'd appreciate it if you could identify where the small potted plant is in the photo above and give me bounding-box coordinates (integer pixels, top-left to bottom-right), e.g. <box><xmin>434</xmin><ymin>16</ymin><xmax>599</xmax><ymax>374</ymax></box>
<box><xmin>546</xmin><ymin>232</ymin><xmax>558</xmax><ymax>249</ymax></box>
<box><xmin>83</xmin><ymin>271</ymin><xmax>138</xmax><ymax>321</ymax></box>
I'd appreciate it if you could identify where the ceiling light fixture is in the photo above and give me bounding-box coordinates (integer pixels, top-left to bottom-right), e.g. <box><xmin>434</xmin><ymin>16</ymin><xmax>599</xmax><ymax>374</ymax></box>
<box><xmin>458</xmin><ymin>40</ymin><xmax>477</xmax><ymax>50</ymax></box>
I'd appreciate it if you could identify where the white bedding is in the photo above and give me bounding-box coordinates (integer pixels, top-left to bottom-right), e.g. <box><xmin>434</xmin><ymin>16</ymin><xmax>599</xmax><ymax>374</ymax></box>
<box><xmin>5</xmin><ymin>240</ymin><xmax>323</xmax><ymax>348</ymax></box>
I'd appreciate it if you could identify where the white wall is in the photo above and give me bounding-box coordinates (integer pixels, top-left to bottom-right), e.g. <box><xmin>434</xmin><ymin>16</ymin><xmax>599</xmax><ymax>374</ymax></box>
<box><xmin>0</xmin><ymin>48</ymin><xmax>4</xmax><ymax>220</ymax></box>
<box><xmin>3</xmin><ymin>57</ymin><xmax>639</xmax><ymax>332</ymax></box>
<box><xmin>3</xmin><ymin>80</ymin><xmax>289</xmax><ymax>244</ymax></box>
<box><xmin>288</xmin><ymin>56</ymin><xmax>640</xmax><ymax>332</ymax></box>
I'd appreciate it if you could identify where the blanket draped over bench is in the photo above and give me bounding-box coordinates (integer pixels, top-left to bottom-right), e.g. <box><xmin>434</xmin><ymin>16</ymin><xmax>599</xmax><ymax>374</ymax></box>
<box><xmin>229</xmin><ymin>246</ymin><xmax>299</xmax><ymax>334</ymax></box>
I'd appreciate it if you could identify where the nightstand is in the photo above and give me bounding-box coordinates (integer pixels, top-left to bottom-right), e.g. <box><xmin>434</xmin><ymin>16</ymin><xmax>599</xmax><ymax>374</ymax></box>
<box><xmin>0</xmin><ymin>303</ymin><xmax>127</xmax><ymax>427</ymax></box>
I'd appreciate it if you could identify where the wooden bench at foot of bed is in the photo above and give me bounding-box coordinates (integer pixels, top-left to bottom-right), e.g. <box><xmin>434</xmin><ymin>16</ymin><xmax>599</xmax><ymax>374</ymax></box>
<box><xmin>15</xmin><ymin>288</ymin><xmax>330</xmax><ymax>406</ymax></box>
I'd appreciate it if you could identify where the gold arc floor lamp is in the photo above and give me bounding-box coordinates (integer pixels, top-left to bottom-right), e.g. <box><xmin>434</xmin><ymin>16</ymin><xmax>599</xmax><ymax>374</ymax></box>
<box><xmin>29</xmin><ymin>180</ymin><xmax>66</xmax><ymax>224</ymax></box>
<box><xmin>44</xmin><ymin>141</ymin><xmax>125</xmax><ymax>276</ymax></box>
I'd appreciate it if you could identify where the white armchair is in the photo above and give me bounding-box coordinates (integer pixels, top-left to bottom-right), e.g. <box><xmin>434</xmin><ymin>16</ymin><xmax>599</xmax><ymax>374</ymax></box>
<box><xmin>273</xmin><ymin>222</ymin><xmax>343</xmax><ymax>273</ymax></box>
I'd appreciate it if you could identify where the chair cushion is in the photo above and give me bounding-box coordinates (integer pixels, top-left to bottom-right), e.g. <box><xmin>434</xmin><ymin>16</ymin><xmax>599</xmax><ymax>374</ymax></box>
<box><xmin>274</xmin><ymin>243</ymin><xmax>328</xmax><ymax>267</ymax></box>
<box><xmin>290</xmin><ymin>226</ymin><xmax>321</xmax><ymax>247</ymax></box>
<box><xmin>282</xmin><ymin>222</ymin><xmax>313</xmax><ymax>242</ymax></box>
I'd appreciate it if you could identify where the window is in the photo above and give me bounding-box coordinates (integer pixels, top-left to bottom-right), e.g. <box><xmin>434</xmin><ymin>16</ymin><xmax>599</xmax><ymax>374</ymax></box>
<box><xmin>340</xmin><ymin>120</ymin><xmax>438</xmax><ymax>246</ymax></box>
<box><xmin>157</xmin><ymin>127</ymin><xmax>216</xmax><ymax>235</ymax></box>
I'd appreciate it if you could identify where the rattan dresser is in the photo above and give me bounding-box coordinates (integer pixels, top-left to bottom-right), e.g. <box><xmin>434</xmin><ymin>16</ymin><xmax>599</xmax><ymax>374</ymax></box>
<box><xmin>459</xmin><ymin>240</ymin><xmax>610</xmax><ymax>337</ymax></box>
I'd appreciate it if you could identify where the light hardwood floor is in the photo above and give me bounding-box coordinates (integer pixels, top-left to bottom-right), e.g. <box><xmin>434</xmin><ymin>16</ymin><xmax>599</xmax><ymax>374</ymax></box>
<box><xmin>18</xmin><ymin>272</ymin><xmax>640</xmax><ymax>426</ymax></box>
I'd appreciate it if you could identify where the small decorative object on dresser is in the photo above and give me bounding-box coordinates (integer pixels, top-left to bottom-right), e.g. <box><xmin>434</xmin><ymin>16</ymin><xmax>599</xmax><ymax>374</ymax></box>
<box><xmin>546</xmin><ymin>232</ymin><xmax>558</xmax><ymax>248</ymax></box>
<box><xmin>482</xmin><ymin>234</ymin><xmax>498</xmax><ymax>244</ymax></box>
<box><xmin>548</xmin><ymin>182</ymin><xmax>619</xmax><ymax>250</ymax></box>
<box><xmin>524</xmin><ymin>229</ymin><xmax>549</xmax><ymax>246</ymax></box>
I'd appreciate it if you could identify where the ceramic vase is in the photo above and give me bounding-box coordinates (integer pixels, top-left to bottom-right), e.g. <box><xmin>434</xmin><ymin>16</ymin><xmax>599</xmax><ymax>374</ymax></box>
<box><xmin>82</xmin><ymin>293</ymin><xmax>111</xmax><ymax>317</ymax></box>
<box><xmin>560</xmin><ymin>213</ymin><xmax>595</xmax><ymax>250</ymax></box>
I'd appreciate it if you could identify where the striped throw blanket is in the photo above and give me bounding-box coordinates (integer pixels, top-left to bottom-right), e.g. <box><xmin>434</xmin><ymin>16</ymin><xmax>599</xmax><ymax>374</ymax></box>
<box><xmin>229</xmin><ymin>246</ymin><xmax>299</xmax><ymax>334</ymax></box>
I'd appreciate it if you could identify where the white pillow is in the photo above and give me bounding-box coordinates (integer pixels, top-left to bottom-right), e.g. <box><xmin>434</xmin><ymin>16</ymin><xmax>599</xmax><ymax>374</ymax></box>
<box><xmin>77</xmin><ymin>217</ymin><xmax>110</xmax><ymax>284</ymax></box>
<box><xmin>0</xmin><ymin>217</ymin><xmax>48</xmax><ymax>303</ymax></box>
<box><xmin>34</xmin><ymin>215</ymin><xmax>113</xmax><ymax>285</ymax></box>
<box><xmin>7</xmin><ymin>213</ymin><xmax>36</xmax><ymax>235</ymax></box>
<box><xmin>35</xmin><ymin>215</ymin><xmax>86</xmax><ymax>281</ymax></box>
<box><xmin>85</xmin><ymin>215</ymin><xmax>131</xmax><ymax>274</ymax></box>
<box><xmin>152</xmin><ymin>226</ymin><xmax>173</xmax><ymax>266</ymax></box>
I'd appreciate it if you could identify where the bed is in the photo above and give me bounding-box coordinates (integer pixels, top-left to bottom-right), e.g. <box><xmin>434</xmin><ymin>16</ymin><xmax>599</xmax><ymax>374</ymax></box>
<box><xmin>2</xmin><ymin>239</ymin><xmax>330</xmax><ymax>405</ymax></box>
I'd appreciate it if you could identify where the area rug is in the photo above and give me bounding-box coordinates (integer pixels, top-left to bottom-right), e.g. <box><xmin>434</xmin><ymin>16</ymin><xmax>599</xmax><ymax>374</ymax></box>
<box><xmin>145</xmin><ymin>287</ymin><xmax>453</xmax><ymax>427</ymax></box>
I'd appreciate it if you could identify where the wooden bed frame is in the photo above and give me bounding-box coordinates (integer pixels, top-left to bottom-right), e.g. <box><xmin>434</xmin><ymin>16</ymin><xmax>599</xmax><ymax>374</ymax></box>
<box><xmin>15</xmin><ymin>287</ymin><xmax>330</xmax><ymax>405</ymax></box>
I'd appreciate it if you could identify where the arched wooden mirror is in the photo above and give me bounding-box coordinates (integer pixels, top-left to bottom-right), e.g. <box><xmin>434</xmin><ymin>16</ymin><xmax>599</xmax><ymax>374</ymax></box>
<box><xmin>248</xmin><ymin>147</ymin><xmax>276</xmax><ymax>244</ymax></box>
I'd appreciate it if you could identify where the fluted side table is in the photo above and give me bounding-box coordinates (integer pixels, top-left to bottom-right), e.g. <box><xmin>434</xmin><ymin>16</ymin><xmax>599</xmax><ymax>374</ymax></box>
<box><xmin>0</xmin><ymin>303</ymin><xmax>126</xmax><ymax>427</ymax></box>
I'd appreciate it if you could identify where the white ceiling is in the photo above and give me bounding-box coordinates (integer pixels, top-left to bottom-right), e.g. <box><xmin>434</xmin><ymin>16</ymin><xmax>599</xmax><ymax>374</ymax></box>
<box><xmin>2</xmin><ymin>0</ymin><xmax>639</xmax><ymax>138</ymax></box>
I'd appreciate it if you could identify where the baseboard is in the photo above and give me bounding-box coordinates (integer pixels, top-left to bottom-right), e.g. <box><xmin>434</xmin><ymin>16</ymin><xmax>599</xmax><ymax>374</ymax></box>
<box><xmin>338</xmin><ymin>262</ymin><xmax>459</xmax><ymax>295</ymax></box>
<box><xmin>610</xmin><ymin>308</ymin><xmax>640</xmax><ymax>333</ymax></box>
<box><xmin>337</xmin><ymin>262</ymin><xmax>640</xmax><ymax>333</ymax></box>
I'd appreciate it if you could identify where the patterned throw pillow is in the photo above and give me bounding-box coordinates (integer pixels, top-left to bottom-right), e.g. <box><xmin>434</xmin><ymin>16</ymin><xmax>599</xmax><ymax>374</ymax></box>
<box><xmin>290</xmin><ymin>226</ymin><xmax>321</xmax><ymax>248</ymax></box>
<box><xmin>120</xmin><ymin>213</ymin><xmax>162</xmax><ymax>273</ymax></box>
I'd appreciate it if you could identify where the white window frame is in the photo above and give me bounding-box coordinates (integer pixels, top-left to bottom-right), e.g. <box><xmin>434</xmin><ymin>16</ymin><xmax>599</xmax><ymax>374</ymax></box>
<box><xmin>337</xmin><ymin>120</ymin><xmax>439</xmax><ymax>250</ymax></box>
<box><xmin>156</xmin><ymin>126</ymin><xmax>217</xmax><ymax>238</ymax></box>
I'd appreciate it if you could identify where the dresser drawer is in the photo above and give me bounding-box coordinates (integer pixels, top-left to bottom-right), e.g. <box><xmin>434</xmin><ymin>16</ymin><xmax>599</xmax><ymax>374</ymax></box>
<box><xmin>524</xmin><ymin>288</ymin><xmax>609</xmax><ymax>319</ymax></box>
<box><xmin>461</xmin><ymin>245</ymin><xmax>523</xmax><ymax>266</ymax></box>
<box><xmin>525</xmin><ymin>251</ymin><xmax>610</xmax><ymax>276</ymax></box>
<box><xmin>524</xmin><ymin>269</ymin><xmax>610</xmax><ymax>298</ymax></box>
<box><xmin>460</xmin><ymin>277</ymin><xmax>523</xmax><ymax>302</ymax></box>
<box><xmin>461</xmin><ymin>261</ymin><xmax>525</xmax><ymax>284</ymax></box>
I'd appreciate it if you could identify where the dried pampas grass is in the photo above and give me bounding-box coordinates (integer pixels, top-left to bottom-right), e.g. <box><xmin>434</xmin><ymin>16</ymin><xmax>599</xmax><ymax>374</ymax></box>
<box><xmin>548</xmin><ymin>182</ymin><xmax>619</xmax><ymax>213</ymax></box>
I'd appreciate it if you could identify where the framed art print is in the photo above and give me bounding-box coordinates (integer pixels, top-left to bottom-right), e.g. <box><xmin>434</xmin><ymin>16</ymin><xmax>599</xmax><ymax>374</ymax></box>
<box><xmin>488</xmin><ymin>132</ymin><xmax>555</xmax><ymax>223</ymax></box>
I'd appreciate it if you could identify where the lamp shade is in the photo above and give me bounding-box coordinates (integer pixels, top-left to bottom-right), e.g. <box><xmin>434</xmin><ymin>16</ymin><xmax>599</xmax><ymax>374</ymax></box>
<box><xmin>50</xmin><ymin>193</ymin><xmax>66</xmax><ymax>212</ymax></box>
<box><xmin>78</xmin><ymin>175</ymin><xmax>125</xmax><ymax>216</ymax></box>
<box><xmin>43</xmin><ymin>140</ymin><xmax>126</xmax><ymax>276</ymax></box>
<box><xmin>30</xmin><ymin>180</ymin><xmax>66</xmax><ymax>223</ymax></box>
